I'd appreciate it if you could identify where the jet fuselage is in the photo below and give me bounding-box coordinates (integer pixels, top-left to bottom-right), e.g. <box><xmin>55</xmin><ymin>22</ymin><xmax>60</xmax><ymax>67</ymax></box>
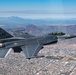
<box><xmin>0</xmin><ymin>35</ymin><xmax>57</xmax><ymax>48</ymax></box>
<box><xmin>0</xmin><ymin>27</ymin><xmax>58</xmax><ymax>59</ymax></box>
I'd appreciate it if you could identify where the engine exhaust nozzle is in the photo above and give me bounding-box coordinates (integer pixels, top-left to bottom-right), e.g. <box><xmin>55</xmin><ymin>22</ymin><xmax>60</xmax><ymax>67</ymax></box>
<box><xmin>0</xmin><ymin>43</ymin><xmax>4</xmax><ymax>48</ymax></box>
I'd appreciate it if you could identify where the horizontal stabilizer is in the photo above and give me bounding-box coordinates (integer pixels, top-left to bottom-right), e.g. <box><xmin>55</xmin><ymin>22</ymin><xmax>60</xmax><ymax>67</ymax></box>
<box><xmin>12</xmin><ymin>30</ymin><xmax>34</xmax><ymax>38</ymax></box>
<box><xmin>0</xmin><ymin>48</ymin><xmax>10</xmax><ymax>58</ymax></box>
<box><xmin>21</xmin><ymin>44</ymin><xmax>43</xmax><ymax>59</ymax></box>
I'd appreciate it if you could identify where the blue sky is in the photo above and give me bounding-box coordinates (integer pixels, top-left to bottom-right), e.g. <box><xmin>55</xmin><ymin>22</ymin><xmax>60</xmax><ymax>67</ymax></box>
<box><xmin>0</xmin><ymin>0</ymin><xmax>76</xmax><ymax>19</ymax></box>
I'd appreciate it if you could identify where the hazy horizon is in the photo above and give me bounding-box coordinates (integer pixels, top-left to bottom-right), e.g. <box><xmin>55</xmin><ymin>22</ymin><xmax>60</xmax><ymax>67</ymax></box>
<box><xmin>0</xmin><ymin>16</ymin><xmax>76</xmax><ymax>21</ymax></box>
<box><xmin>0</xmin><ymin>0</ymin><xmax>76</xmax><ymax>19</ymax></box>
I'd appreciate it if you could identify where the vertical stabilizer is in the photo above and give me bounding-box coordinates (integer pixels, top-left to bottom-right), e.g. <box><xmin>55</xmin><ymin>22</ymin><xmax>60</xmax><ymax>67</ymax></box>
<box><xmin>0</xmin><ymin>28</ymin><xmax>13</xmax><ymax>39</ymax></box>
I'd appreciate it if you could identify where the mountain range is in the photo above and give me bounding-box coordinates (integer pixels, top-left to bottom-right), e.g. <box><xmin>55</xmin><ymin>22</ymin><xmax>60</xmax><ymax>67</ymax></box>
<box><xmin>0</xmin><ymin>16</ymin><xmax>76</xmax><ymax>35</ymax></box>
<box><xmin>7</xmin><ymin>24</ymin><xmax>76</xmax><ymax>36</ymax></box>
<box><xmin>0</xmin><ymin>16</ymin><xmax>76</xmax><ymax>28</ymax></box>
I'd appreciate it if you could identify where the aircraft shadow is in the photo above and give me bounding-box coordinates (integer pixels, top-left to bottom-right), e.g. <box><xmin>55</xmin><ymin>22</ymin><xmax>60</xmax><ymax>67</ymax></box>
<box><xmin>45</xmin><ymin>56</ymin><xmax>64</xmax><ymax>60</ymax></box>
<box><xmin>32</xmin><ymin>55</ymin><xmax>45</xmax><ymax>58</ymax></box>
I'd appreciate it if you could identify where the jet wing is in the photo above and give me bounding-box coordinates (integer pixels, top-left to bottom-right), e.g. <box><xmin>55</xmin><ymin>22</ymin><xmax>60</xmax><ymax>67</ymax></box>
<box><xmin>21</xmin><ymin>44</ymin><xmax>43</xmax><ymax>59</ymax></box>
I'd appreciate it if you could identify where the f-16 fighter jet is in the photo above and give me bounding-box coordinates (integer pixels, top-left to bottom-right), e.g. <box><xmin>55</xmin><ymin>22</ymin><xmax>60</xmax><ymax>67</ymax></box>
<box><xmin>0</xmin><ymin>28</ymin><xmax>58</xmax><ymax>59</ymax></box>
